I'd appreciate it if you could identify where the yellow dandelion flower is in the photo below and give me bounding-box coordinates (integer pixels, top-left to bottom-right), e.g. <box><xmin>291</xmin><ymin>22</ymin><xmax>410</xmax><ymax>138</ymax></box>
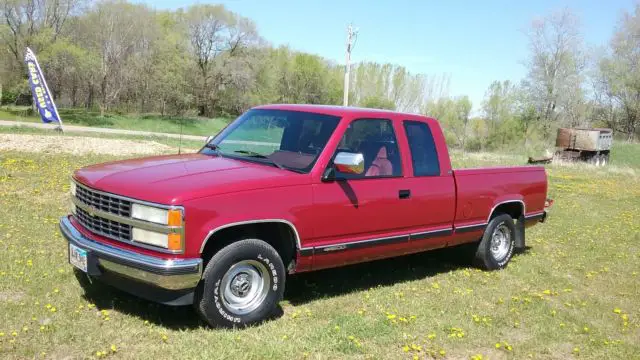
<box><xmin>613</xmin><ymin>308</ymin><xmax>622</xmax><ymax>314</ymax></box>
<box><xmin>495</xmin><ymin>343</ymin><xmax>501</xmax><ymax>348</ymax></box>
<box><xmin>427</xmin><ymin>333</ymin><xmax>436</xmax><ymax>340</ymax></box>
<box><xmin>334</xmin><ymin>325</ymin><xmax>340</xmax><ymax>331</ymax></box>
<box><xmin>439</xmin><ymin>349</ymin><xmax>446</xmax><ymax>356</ymax></box>
<box><xmin>282</xmin><ymin>335</ymin><xmax>288</xmax><ymax>340</ymax></box>
<box><xmin>110</xmin><ymin>345</ymin><xmax>117</xmax><ymax>352</ymax></box>
<box><xmin>402</xmin><ymin>345</ymin><xmax>410</xmax><ymax>352</ymax></box>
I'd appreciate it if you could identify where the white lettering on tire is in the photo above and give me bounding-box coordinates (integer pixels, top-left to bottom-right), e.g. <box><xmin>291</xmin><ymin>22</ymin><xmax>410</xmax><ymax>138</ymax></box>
<box><xmin>213</xmin><ymin>278</ymin><xmax>241</xmax><ymax>323</ymax></box>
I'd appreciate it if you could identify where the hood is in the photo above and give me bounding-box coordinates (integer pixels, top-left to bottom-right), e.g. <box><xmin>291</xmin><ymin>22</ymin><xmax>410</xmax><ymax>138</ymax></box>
<box><xmin>73</xmin><ymin>153</ymin><xmax>310</xmax><ymax>204</ymax></box>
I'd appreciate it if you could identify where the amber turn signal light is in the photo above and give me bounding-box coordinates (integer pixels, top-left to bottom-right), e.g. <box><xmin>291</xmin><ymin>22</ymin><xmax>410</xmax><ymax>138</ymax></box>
<box><xmin>168</xmin><ymin>233</ymin><xmax>182</xmax><ymax>251</ymax></box>
<box><xmin>167</xmin><ymin>209</ymin><xmax>182</xmax><ymax>227</ymax></box>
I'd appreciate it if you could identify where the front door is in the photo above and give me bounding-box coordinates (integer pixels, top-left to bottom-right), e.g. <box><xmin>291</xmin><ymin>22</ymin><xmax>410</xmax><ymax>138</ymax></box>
<box><xmin>310</xmin><ymin>118</ymin><xmax>417</xmax><ymax>269</ymax></box>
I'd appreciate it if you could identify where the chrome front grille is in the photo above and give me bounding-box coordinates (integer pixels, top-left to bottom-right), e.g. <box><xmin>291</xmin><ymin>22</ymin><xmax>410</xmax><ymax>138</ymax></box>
<box><xmin>75</xmin><ymin>207</ymin><xmax>131</xmax><ymax>242</ymax></box>
<box><xmin>74</xmin><ymin>184</ymin><xmax>132</xmax><ymax>242</ymax></box>
<box><xmin>75</xmin><ymin>185</ymin><xmax>131</xmax><ymax>217</ymax></box>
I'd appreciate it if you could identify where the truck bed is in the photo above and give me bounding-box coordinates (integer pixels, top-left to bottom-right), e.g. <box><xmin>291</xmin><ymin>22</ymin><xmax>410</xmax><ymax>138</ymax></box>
<box><xmin>452</xmin><ymin>165</ymin><xmax>547</xmax><ymax>229</ymax></box>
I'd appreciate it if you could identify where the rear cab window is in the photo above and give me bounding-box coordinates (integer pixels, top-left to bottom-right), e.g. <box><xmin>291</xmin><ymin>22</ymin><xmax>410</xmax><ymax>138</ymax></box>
<box><xmin>403</xmin><ymin>120</ymin><xmax>440</xmax><ymax>176</ymax></box>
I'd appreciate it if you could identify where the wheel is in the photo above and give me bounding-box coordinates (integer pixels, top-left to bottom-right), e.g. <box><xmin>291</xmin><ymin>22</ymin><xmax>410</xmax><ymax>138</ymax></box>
<box><xmin>474</xmin><ymin>214</ymin><xmax>516</xmax><ymax>270</ymax></box>
<box><xmin>194</xmin><ymin>239</ymin><xmax>285</xmax><ymax>328</ymax></box>
<box><xmin>601</xmin><ymin>154</ymin><xmax>609</xmax><ymax>166</ymax></box>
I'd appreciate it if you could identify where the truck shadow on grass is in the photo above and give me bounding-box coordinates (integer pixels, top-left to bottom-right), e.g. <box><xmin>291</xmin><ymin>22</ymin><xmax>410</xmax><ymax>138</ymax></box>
<box><xmin>75</xmin><ymin>245</ymin><xmax>530</xmax><ymax>330</ymax></box>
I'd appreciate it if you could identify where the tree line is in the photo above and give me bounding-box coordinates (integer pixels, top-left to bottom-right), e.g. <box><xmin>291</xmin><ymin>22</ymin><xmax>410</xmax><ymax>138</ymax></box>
<box><xmin>1</xmin><ymin>1</ymin><xmax>638</xmax><ymax>147</ymax></box>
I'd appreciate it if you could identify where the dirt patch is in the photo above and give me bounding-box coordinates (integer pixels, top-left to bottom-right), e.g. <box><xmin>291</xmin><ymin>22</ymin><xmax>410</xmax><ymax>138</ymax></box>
<box><xmin>0</xmin><ymin>134</ymin><xmax>177</xmax><ymax>156</ymax></box>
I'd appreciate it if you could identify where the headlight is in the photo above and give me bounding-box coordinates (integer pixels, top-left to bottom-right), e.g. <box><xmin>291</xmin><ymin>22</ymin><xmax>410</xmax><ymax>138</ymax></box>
<box><xmin>131</xmin><ymin>204</ymin><xmax>176</xmax><ymax>225</ymax></box>
<box><xmin>70</xmin><ymin>181</ymin><xmax>77</xmax><ymax>196</ymax></box>
<box><xmin>132</xmin><ymin>228</ymin><xmax>182</xmax><ymax>250</ymax></box>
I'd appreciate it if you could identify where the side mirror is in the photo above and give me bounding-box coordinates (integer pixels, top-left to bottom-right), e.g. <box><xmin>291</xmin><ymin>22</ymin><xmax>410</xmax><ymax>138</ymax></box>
<box><xmin>205</xmin><ymin>135</ymin><xmax>214</xmax><ymax>144</ymax></box>
<box><xmin>334</xmin><ymin>152</ymin><xmax>364</xmax><ymax>175</ymax></box>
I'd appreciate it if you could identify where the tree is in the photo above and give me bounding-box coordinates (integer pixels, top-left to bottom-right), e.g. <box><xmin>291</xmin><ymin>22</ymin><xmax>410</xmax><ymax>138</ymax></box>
<box><xmin>1</xmin><ymin>0</ymin><xmax>84</xmax><ymax>61</ymax></box>
<box><xmin>523</xmin><ymin>8</ymin><xmax>586</xmax><ymax>134</ymax></box>
<box><xmin>482</xmin><ymin>80</ymin><xmax>518</xmax><ymax>132</ymax></box>
<box><xmin>351</xmin><ymin>62</ymin><xmax>440</xmax><ymax>112</ymax></box>
<box><xmin>360</xmin><ymin>95</ymin><xmax>396</xmax><ymax>110</ymax></box>
<box><xmin>184</xmin><ymin>4</ymin><xmax>258</xmax><ymax>116</ymax></box>
<box><xmin>596</xmin><ymin>4</ymin><xmax>640</xmax><ymax>141</ymax></box>
<box><xmin>425</xmin><ymin>96</ymin><xmax>471</xmax><ymax>148</ymax></box>
<box><xmin>456</xmin><ymin>96</ymin><xmax>472</xmax><ymax>151</ymax></box>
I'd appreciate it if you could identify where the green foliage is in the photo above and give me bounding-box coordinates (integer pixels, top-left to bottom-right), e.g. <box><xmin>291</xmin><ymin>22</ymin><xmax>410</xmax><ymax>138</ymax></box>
<box><xmin>2</xmin><ymin>1</ymin><xmax>639</xmax><ymax>148</ymax></box>
<box><xmin>359</xmin><ymin>96</ymin><xmax>396</xmax><ymax>110</ymax></box>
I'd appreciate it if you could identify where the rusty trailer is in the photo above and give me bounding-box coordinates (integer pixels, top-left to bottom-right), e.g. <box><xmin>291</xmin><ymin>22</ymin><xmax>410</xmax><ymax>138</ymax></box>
<box><xmin>554</xmin><ymin>128</ymin><xmax>613</xmax><ymax>166</ymax></box>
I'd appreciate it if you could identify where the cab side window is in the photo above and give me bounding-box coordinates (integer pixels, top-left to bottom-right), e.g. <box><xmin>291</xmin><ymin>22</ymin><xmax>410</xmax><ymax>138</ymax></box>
<box><xmin>334</xmin><ymin>119</ymin><xmax>402</xmax><ymax>179</ymax></box>
<box><xmin>403</xmin><ymin>120</ymin><xmax>440</xmax><ymax>176</ymax></box>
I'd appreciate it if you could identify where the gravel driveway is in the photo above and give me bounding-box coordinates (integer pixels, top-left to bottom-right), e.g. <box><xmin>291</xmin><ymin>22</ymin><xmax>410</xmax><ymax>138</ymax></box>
<box><xmin>0</xmin><ymin>133</ymin><xmax>179</xmax><ymax>156</ymax></box>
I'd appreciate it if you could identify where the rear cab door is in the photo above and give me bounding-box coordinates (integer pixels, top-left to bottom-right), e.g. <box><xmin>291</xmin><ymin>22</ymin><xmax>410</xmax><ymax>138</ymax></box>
<box><xmin>400</xmin><ymin>117</ymin><xmax>456</xmax><ymax>251</ymax></box>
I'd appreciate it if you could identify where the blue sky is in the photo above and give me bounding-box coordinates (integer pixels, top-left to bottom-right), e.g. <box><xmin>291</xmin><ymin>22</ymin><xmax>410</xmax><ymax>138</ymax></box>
<box><xmin>142</xmin><ymin>0</ymin><xmax>636</xmax><ymax>111</ymax></box>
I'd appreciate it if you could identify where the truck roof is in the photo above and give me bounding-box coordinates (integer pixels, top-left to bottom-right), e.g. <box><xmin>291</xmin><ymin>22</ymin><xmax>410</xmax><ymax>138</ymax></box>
<box><xmin>253</xmin><ymin>104</ymin><xmax>432</xmax><ymax>121</ymax></box>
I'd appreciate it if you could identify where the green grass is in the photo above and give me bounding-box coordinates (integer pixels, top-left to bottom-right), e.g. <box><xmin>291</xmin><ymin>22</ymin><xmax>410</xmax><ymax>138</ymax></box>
<box><xmin>608</xmin><ymin>142</ymin><xmax>640</xmax><ymax>168</ymax></box>
<box><xmin>0</xmin><ymin>106</ymin><xmax>230</xmax><ymax>137</ymax></box>
<box><xmin>0</xmin><ymin>144</ymin><xmax>639</xmax><ymax>359</ymax></box>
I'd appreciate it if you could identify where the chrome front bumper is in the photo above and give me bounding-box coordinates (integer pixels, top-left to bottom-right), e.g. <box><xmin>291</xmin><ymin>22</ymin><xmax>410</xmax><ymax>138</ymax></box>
<box><xmin>59</xmin><ymin>216</ymin><xmax>202</xmax><ymax>291</ymax></box>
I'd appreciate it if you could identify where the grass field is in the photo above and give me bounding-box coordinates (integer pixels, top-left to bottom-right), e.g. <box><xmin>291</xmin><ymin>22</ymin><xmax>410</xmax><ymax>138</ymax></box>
<box><xmin>0</xmin><ymin>142</ymin><xmax>639</xmax><ymax>359</ymax></box>
<box><xmin>0</xmin><ymin>106</ymin><xmax>230</xmax><ymax>137</ymax></box>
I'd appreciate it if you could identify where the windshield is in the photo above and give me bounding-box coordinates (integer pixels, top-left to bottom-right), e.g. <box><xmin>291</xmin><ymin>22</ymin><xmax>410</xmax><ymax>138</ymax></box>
<box><xmin>200</xmin><ymin>109</ymin><xmax>341</xmax><ymax>173</ymax></box>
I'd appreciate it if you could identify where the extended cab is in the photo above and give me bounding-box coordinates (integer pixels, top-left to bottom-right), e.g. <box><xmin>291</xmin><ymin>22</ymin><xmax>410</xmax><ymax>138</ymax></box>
<box><xmin>60</xmin><ymin>104</ymin><xmax>551</xmax><ymax>328</ymax></box>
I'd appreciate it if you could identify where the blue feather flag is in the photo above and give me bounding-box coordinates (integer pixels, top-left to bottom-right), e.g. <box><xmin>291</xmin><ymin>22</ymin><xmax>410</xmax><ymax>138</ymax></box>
<box><xmin>24</xmin><ymin>47</ymin><xmax>63</xmax><ymax>125</ymax></box>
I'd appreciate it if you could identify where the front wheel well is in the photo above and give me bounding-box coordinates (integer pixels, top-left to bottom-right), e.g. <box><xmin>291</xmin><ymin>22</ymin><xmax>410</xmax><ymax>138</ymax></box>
<box><xmin>200</xmin><ymin>222</ymin><xmax>297</xmax><ymax>270</ymax></box>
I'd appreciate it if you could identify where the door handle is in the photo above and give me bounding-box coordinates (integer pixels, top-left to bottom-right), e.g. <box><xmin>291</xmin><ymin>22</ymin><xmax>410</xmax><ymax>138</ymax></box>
<box><xmin>399</xmin><ymin>189</ymin><xmax>411</xmax><ymax>199</ymax></box>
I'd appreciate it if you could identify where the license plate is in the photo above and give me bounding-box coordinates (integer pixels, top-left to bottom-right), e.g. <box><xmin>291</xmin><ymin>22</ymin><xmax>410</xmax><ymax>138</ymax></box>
<box><xmin>69</xmin><ymin>243</ymin><xmax>88</xmax><ymax>273</ymax></box>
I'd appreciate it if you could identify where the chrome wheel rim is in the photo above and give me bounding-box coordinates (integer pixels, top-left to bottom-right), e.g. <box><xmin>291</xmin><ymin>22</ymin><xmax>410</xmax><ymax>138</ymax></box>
<box><xmin>220</xmin><ymin>260</ymin><xmax>270</xmax><ymax>316</ymax></box>
<box><xmin>490</xmin><ymin>223</ymin><xmax>511</xmax><ymax>261</ymax></box>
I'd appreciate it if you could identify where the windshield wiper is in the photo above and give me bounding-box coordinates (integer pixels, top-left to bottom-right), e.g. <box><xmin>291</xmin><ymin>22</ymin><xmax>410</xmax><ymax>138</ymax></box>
<box><xmin>233</xmin><ymin>150</ymin><xmax>287</xmax><ymax>170</ymax></box>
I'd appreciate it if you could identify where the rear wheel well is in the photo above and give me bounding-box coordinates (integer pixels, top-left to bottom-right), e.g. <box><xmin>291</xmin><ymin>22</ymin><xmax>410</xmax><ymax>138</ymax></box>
<box><xmin>490</xmin><ymin>201</ymin><xmax>524</xmax><ymax>220</ymax></box>
<box><xmin>200</xmin><ymin>222</ymin><xmax>297</xmax><ymax>270</ymax></box>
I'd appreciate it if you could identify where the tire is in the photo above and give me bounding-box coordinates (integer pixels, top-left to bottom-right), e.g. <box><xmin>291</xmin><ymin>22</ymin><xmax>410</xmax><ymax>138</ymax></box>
<box><xmin>601</xmin><ymin>154</ymin><xmax>609</xmax><ymax>166</ymax></box>
<box><xmin>194</xmin><ymin>239</ymin><xmax>285</xmax><ymax>328</ymax></box>
<box><xmin>474</xmin><ymin>214</ymin><xmax>516</xmax><ymax>270</ymax></box>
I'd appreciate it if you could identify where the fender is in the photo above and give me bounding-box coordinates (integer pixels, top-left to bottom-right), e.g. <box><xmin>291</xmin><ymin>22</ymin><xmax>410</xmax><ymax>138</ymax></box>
<box><xmin>199</xmin><ymin>218</ymin><xmax>304</xmax><ymax>254</ymax></box>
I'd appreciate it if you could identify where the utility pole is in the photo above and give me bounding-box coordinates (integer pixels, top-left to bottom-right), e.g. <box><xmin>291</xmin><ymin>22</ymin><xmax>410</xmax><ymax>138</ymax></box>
<box><xmin>343</xmin><ymin>24</ymin><xmax>357</xmax><ymax>107</ymax></box>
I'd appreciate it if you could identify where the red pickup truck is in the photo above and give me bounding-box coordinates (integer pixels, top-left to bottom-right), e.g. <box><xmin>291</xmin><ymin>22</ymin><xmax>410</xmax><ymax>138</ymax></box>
<box><xmin>60</xmin><ymin>104</ymin><xmax>551</xmax><ymax>328</ymax></box>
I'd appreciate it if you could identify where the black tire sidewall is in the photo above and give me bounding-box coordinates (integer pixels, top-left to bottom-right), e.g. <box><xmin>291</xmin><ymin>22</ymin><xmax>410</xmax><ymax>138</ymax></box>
<box><xmin>196</xmin><ymin>239</ymin><xmax>285</xmax><ymax>328</ymax></box>
<box><xmin>477</xmin><ymin>214</ymin><xmax>516</xmax><ymax>270</ymax></box>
